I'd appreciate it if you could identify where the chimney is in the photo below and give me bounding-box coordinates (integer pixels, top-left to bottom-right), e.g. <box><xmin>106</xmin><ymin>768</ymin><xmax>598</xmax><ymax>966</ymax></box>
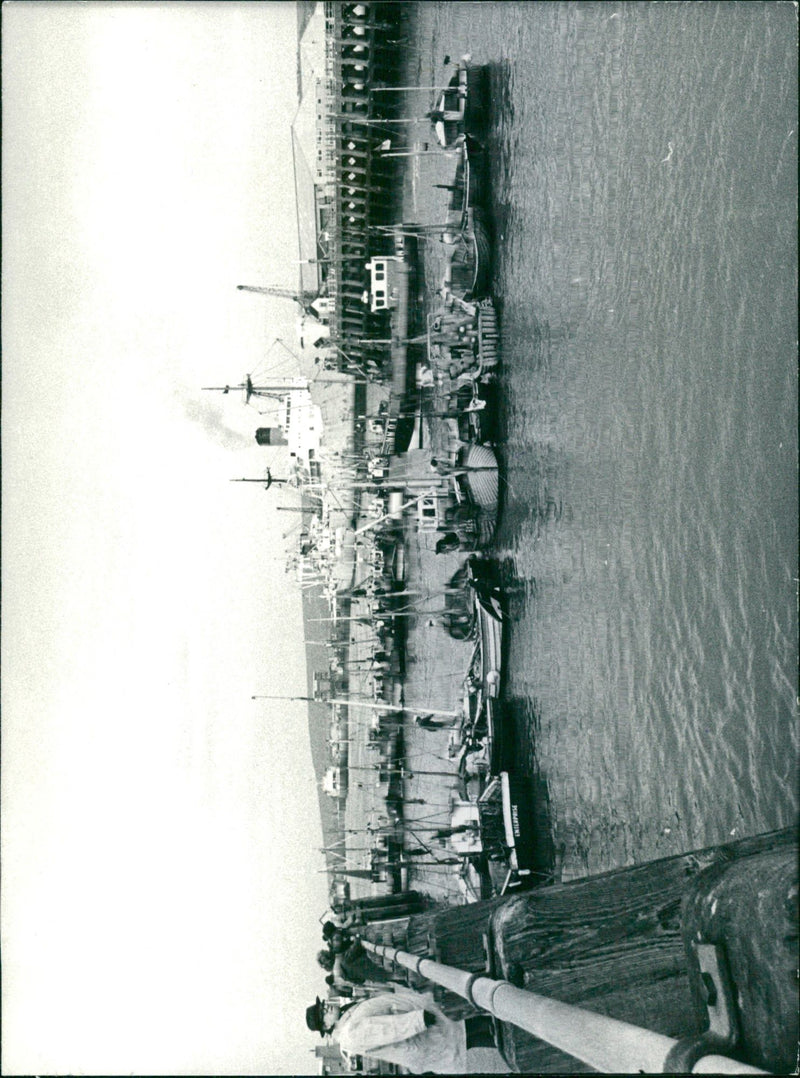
<box><xmin>255</xmin><ymin>427</ymin><xmax>287</xmax><ymax>446</ymax></box>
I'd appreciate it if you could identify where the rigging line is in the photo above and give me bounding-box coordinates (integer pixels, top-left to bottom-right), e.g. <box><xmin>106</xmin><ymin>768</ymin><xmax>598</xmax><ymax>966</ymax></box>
<box><xmin>403</xmin><ymin>833</ymin><xmax>463</xmax><ymax>867</ymax></box>
<box><xmin>398</xmin><ymin>808</ymin><xmax>453</xmax><ymax>825</ymax></box>
<box><xmin>267</xmin><ymin>336</ymin><xmax>303</xmax><ymax>369</ymax></box>
<box><xmin>317</xmin><ymin>477</ymin><xmax>348</xmax><ymax>514</ymax></box>
<box><xmin>406</xmin><ymin>856</ymin><xmax>465</xmax><ymax>870</ymax></box>
<box><xmin>402</xmin><ymin>748</ymin><xmax>459</xmax><ymax>766</ymax></box>
<box><xmin>372</xmin><ymin>583</ymin><xmax>466</xmax><ymax>614</ymax></box>
<box><xmin>265</xmin><ymin>336</ymin><xmax>293</xmax><ymax>362</ymax></box>
<box><xmin>372</xmin><ymin>595</ymin><xmax>448</xmax><ymax>617</ymax></box>
<box><xmin>248</xmin><ymin>362</ymin><xmax>288</xmax><ymax>386</ymax></box>
<box><xmin>275</xmin><ymin>337</ymin><xmax>306</xmax><ymax>368</ymax></box>
<box><xmin>400</xmin><ymin>827</ymin><xmax>434</xmax><ymax>857</ymax></box>
<box><xmin>399</xmin><ymin>669</ymin><xmax>469</xmax><ymax>685</ymax></box>
<box><xmin>257</xmin><ymin>347</ymin><xmax>299</xmax><ymax>382</ymax></box>
<box><xmin>289</xmin><ymin>126</ymin><xmax>305</xmax><ymax>298</ymax></box>
<box><xmin>248</xmin><ymin>345</ymin><xmax>291</xmax><ymax>383</ymax></box>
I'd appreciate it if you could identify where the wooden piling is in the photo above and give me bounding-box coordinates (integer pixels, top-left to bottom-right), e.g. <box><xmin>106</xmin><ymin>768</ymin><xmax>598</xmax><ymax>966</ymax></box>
<box><xmin>320</xmin><ymin>1</ymin><xmax>415</xmax><ymax>370</ymax></box>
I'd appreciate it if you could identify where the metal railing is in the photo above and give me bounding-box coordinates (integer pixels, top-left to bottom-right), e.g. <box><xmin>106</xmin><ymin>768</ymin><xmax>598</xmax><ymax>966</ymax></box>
<box><xmin>359</xmin><ymin>938</ymin><xmax>770</xmax><ymax>1075</ymax></box>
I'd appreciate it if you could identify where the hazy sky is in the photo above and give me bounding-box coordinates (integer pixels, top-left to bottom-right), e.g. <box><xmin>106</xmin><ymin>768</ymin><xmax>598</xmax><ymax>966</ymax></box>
<box><xmin>2</xmin><ymin>3</ymin><xmax>330</xmax><ymax>1073</ymax></box>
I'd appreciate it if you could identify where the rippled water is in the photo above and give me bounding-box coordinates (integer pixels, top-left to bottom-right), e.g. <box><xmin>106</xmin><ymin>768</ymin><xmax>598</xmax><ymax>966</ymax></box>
<box><xmin>417</xmin><ymin>2</ymin><xmax>798</xmax><ymax>877</ymax></box>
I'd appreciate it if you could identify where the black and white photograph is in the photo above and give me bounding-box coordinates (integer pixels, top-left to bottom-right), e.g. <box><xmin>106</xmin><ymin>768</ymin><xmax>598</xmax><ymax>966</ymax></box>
<box><xmin>2</xmin><ymin>2</ymin><xmax>797</xmax><ymax>1074</ymax></box>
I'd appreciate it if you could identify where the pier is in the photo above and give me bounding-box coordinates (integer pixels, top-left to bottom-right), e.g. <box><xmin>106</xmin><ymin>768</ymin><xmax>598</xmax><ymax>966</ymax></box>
<box><xmin>317</xmin><ymin>2</ymin><xmax>417</xmax><ymax>379</ymax></box>
<box><xmin>359</xmin><ymin>827</ymin><xmax>797</xmax><ymax>1073</ymax></box>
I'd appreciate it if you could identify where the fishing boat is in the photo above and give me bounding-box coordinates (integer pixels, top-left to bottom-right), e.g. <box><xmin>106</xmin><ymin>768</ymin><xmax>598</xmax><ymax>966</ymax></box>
<box><xmin>297</xmin><ymin>509</ymin><xmax>358</xmax><ymax>595</ymax></box>
<box><xmin>430</xmin><ymin>57</ymin><xmax>489</xmax><ymax>151</ymax></box>
<box><xmin>459</xmin><ymin>558</ymin><xmax>537</xmax><ymax>891</ymax></box>
<box><xmin>437</xmin><ymin>138</ymin><xmax>492</xmax><ymax>299</ymax></box>
<box><xmin>427</xmin><ymin>297</ymin><xmax>499</xmax><ymax>384</ymax></box>
<box><xmin>455</xmin><ymin>443</ymin><xmax>500</xmax><ymax>548</ymax></box>
<box><xmin>421</xmin><ymin>140</ymin><xmax>498</xmax><ymax>411</ymax></box>
<box><xmin>444</xmin><ymin>209</ymin><xmax>493</xmax><ymax>304</ymax></box>
<box><xmin>477</xmin><ymin>772</ymin><xmax>538</xmax><ymax>892</ymax></box>
<box><xmin>473</xmin><ymin>581</ymin><xmax>502</xmax><ymax>699</ymax></box>
<box><xmin>430</xmin><ymin>60</ymin><xmax>469</xmax><ymax>148</ymax></box>
<box><xmin>454</xmin><ymin>710</ymin><xmax>537</xmax><ymax>892</ymax></box>
<box><xmin>384</xmin><ymin>534</ymin><xmax>406</xmax><ymax>588</ymax></box>
<box><xmin>457</xmin><ymin>671</ymin><xmax>504</xmax><ymax>780</ymax></box>
<box><xmin>448</xmin><ymin>557</ymin><xmax>505</xmax><ymax>777</ymax></box>
<box><xmin>449</xmin><ymin>379</ymin><xmax>499</xmax><ymax>445</ymax></box>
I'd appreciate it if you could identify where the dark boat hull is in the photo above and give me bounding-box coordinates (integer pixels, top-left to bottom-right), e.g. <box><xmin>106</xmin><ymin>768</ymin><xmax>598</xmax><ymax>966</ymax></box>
<box><xmin>447</xmin><ymin>211</ymin><xmax>492</xmax><ymax>302</ymax></box>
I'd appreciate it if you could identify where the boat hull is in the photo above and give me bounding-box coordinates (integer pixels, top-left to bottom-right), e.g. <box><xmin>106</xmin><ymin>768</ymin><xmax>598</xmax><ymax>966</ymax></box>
<box><xmin>458</xmin><ymin>443</ymin><xmax>499</xmax><ymax>547</ymax></box>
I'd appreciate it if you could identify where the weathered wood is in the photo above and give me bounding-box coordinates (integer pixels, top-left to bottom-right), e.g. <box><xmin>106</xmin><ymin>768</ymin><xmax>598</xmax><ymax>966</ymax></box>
<box><xmin>364</xmin><ymin>828</ymin><xmax>795</xmax><ymax>1072</ymax></box>
<box><xmin>363</xmin><ymin>897</ymin><xmax>511</xmax><ymax>1017</ymax></box>
<box><xmin>681</xmin><ymin>843</ymin><xmax>798</xmax><ymax>1073</ymax></box>
<box><xmin>493</xmin><ymin>827</ymin><xmax>797</xmax><ymax>1073</ymax></box>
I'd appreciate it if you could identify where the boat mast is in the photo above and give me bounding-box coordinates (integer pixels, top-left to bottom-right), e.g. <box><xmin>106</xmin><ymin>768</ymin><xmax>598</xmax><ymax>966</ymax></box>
<box><xmin>202</xmin><ymin>374</ymin><xmax>309</xmax><ymax>404</ymax></box>
<box><xmin>231</xmin><ymin>473</ymin><xmax>289</xmax><ymax>488</ymax></box>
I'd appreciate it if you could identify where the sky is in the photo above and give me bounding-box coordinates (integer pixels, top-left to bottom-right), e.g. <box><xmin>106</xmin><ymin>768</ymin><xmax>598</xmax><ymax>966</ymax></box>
<box><xmin>2</xmin><ymin>3</ymin><xmax>331</xmax><ymax>1073</ymax></box>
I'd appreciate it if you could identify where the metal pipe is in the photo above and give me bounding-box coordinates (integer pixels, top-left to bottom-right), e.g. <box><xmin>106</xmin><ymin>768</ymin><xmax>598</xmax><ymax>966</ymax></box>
<box><xmin>370</xmin><ymin>85</ymin><xmax>452</xmax><ymax>93</ymax></box>
<box><xmin>359</xmin><ymin>940</ymin><xmax>769</xmax><ymax>1076</ymax></box>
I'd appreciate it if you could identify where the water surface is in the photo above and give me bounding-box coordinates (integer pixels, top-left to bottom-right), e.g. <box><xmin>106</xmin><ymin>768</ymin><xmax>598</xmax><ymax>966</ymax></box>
<box><xmin>417</xmin><ymin>1</ymin><xmax>798</xmax><ymax>877</ymax></box>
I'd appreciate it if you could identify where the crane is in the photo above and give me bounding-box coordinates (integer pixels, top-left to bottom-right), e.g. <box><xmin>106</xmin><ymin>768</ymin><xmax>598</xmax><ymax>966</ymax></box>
<box><xmin>236</xmin><ymin>283</ymin><xmax>318</xmax><ymax>311</ymax></box>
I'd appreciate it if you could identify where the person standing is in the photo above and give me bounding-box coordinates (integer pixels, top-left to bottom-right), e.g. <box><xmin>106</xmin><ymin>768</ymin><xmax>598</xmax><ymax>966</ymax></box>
<box><xmin>321</xmin><ymin>906</ymin><xmax>360</xmax><ymax>932</ymax></box>
<box><xmin>317</xmin><ymin>938</ymin><xmax>394</xmax><ymax>988</ymax></box>
<box><xmin>305</xmin><ymin>986</ymin><xmax>495</xmax><ymax>1074</ymax></box>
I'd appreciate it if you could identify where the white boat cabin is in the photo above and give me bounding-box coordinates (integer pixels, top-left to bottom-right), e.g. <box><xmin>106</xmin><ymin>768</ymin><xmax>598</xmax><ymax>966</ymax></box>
<box><xmin>366</xmin><ymin>255</ymin><xmax>403</xmax><ymax>313</ymax></box>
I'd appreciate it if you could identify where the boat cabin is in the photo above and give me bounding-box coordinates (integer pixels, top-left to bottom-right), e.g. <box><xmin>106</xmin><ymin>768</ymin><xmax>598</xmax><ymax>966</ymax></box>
<box><xmin>322</xmin><ymin>765</ymin><xmax>345</xmax><ymax>798</ymax></box>
<box><xmin>365</xmin><ymin>255</ymin><xmax>403</xmax><ymax>313</ymax></box>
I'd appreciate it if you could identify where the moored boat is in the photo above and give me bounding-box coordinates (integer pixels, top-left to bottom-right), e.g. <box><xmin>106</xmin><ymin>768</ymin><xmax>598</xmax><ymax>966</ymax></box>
<box><xmin>430</xmin><ymin>57</ymin><xmax>488</xmax><ymax>150</ymax></box>
<box><xmin>456</xmin><ymin>442</ymin><xmax>500</xmax><ymax>547</ymax></box>
<box><xmin>430</xmin><ymin>60</ymin><xmax>469</xmax><ymax>148</ymax></box>
<box><xmin>477</xmin><ymin>771</ymin><xmax>538</xmax><ymax>892</ymax></box>
<box><xmin>427</xmin><ymin>295</ymin><xmax>500</xmax><ymax>384</ymax></box>
<box><xmin>446</xmin><ymin>209</ymin><xmax>493</xmax><ymax>303</ymax></box>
